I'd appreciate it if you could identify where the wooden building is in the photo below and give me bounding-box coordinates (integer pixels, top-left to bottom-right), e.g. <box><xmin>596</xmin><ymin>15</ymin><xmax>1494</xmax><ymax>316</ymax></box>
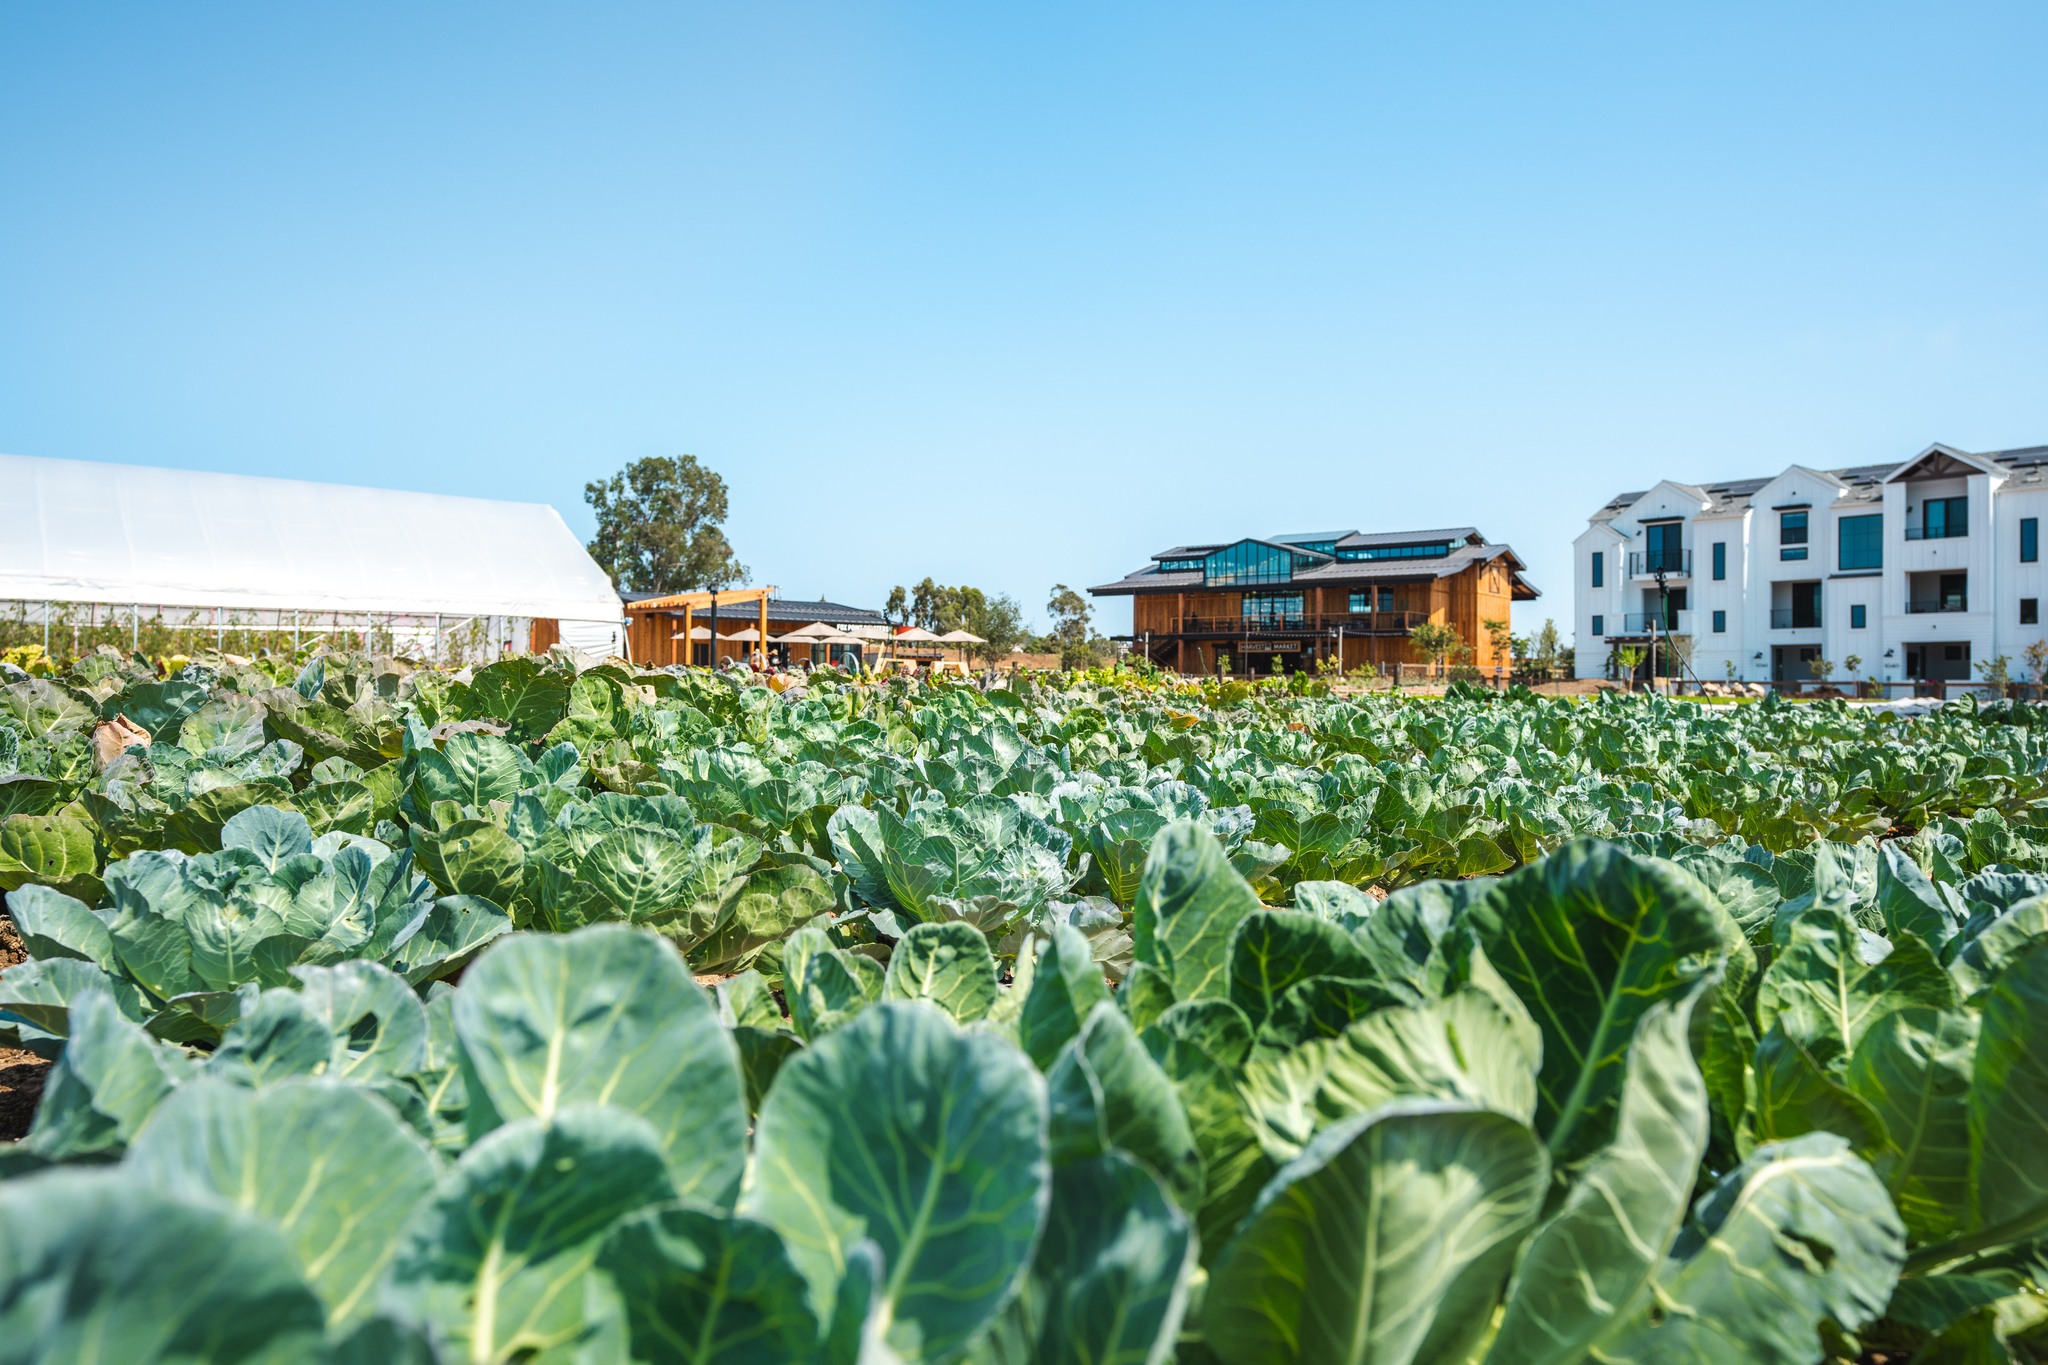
<box><xmin>1089</xmin><ymin>527</ymin><xmax>1539</xmax><ymax>675</ymax></box>
<box><xmin>618</xmin><ymin>590</ymin><xmax>886</xmax><ymax>668</ymax></box>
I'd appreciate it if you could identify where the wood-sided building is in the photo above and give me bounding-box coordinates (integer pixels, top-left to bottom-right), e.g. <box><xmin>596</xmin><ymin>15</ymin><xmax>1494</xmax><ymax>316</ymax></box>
<box><xmin>1090</xmin><ymin>527</ymin><xmax>1539</xmax><ymax>675</ymax></box>
<box><xmin>620</xmin><ymin>591</ymin><xmax>886</xmax><ymax>668</ymax></box>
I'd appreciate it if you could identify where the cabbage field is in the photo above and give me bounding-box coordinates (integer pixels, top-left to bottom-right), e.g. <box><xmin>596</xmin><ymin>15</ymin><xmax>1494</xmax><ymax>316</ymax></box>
<box><xmin>5</xmin><ymin>650</ymin><xmax>2048</xmax><ymax>1363</ymax></box>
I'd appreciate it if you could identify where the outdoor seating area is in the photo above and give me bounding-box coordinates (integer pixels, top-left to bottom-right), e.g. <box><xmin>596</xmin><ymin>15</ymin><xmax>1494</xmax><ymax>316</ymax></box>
<box><xmin>618</xmin><ymin>588</ymin><xmax>989</xmax><ymax>679</ymax></box>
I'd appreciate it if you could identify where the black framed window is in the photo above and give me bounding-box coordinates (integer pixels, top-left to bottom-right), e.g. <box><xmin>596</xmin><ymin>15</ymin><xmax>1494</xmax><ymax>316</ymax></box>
<box><xmin>1712</xmin><ymin>541</ymin><xmax>1726</xmax><ymax>580</ymax></box>
<box><xmin>1917</xmin><ymin>497</ymin><xmax>1968</xmax><ymax>540</ymax></box>
<box><xmin>1851</xmin><ymin>604</ymin><xmax>1867</xmax><ymax>628</ymax></box>
<box><xmin>1644</xmin><ymin>523</ymin><xmax>1684</xmax><ymax>573</ymax></box>
<box><xmin>1336</xmin><ymin>541</ymin><xmax>1450</xmax><ymax>562</ymax></box>
<box><xmin>1780</xmin><ymin>510</ymin><xmax>1809</xmax><ymax>561</ymax></box>
<box><xmin>2025</xmin><ymin>599</ymin><xmax>2040</xmax><ymax>626</ymax></box>
<box><xmin>1591</xmin><ymin>614</ymin><xmax>1604</xmax><ymax>637</ymax></box>
<box><xmin>2024</xmin><ymin>518</ymin><xmax>2039</xmax><ymax>563</ymax></box>
<box><xmin>1347</xmin><ymin>591</ymin><xmax>1368</xmax><ymax>613</ymax></box>
<box><xmin>1590</xmin><ymin>551</ymin><xmax>1604</xmax><ymax>587</ymax></box>
<box><xmin>1240</xmin><ymin>592</ymin><xmax>1304</xmax><ymax>623</ymax></box>
<box><xmin>1838</xmin><ymin>515</ymin><xmax>1882</xmax><ymax>571</ymax></box>
<box><xmin>1712</xmin><ymin>610</ymin><xmax>1726</xmax><ymax>633</ymax></box>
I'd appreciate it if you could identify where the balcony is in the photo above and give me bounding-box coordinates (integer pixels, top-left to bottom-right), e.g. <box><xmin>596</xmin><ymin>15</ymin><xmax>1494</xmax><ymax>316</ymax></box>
<box><xmin>1618</xmin><ymin>611</ymin><xmax>1690</xmax><ymax>635</ymax></box>
<box><xmin>1906</xmin><ymin>597</ymin><xmax>1968</xmax><ymax>614</ymax></box>
<box><xmin>1628</xmin><ymin>549</ymin><xmax>1691</xmax><ymax>578</ymax></box>
<box><xmin>1904</xmin><ymin>525</ymin><xmax>1967</xmax><ymax>541</ymax></box>
<box><xmin>1173</xmin><ymin>611</ymin><xmax>1427</xmax><ymax>637</ymax></box>
<box><xmin>1770</xmin><ymin>609</ymin><xmax>1822</xmax><ymax>629</ymax></box>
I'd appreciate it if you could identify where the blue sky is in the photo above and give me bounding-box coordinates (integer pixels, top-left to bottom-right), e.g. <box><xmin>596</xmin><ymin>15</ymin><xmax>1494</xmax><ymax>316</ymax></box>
<box><xmin>3</xmin><ymin>4</ymin><xmax>2044</xmax><ymax>640</ymax></box>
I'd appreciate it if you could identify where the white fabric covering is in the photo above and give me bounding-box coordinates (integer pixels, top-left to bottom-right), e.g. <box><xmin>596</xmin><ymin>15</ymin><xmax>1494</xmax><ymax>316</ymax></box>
<box><xmin>0</xmin><ymin>453</ymin><xmax>625</xmax><ymax>641</ymax></box>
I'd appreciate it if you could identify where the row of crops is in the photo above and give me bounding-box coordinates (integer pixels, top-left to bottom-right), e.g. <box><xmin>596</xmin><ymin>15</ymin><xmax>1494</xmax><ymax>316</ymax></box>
<box><xmin>6</xmin><ymin>649</ymin><xmax>2048</xmax><ymax>1362</ymax></box>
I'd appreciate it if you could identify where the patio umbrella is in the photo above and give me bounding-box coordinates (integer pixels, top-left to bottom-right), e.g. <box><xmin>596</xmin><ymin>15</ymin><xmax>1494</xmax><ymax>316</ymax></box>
<box><xmin>892</xmin><ymin>626</ymin><xmax>941</xmax><ymax>642</ymax></box>
<box><xmin>937</xmin><ymin>628</ymin><xmax>985</xmax><ymax>662</ymax></box>
<box><xmin>672</xmin><ymin>626</ymin><xmax>763</xmax><ymax>641</ymax></box>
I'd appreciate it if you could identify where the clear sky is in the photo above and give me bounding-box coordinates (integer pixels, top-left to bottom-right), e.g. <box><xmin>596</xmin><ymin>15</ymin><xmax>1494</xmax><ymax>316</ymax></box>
<box><xmin>3</xmin><ymin>4</ymin><xmax>2044</xmax><ymax>640</ymax></box>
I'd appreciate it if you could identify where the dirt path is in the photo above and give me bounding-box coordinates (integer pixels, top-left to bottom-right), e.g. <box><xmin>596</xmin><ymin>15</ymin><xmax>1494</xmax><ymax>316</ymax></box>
<box><xmin>0</xmin><ymin>914</ymin><xmax>49</xmax><ymax>1143</ymax></box>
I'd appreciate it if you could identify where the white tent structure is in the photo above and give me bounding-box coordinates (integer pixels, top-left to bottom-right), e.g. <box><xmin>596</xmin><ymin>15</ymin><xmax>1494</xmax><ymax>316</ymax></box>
<box><xmin>0</xmin><ymin>453</ymin><xmax>628</xmax><ymax>661</ymax></box>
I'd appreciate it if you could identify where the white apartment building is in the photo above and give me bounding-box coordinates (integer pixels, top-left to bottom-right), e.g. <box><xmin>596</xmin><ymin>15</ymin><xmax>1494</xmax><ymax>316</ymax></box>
<box><xmin>1575</xmin><ymin>442</ymin><xmax>2048</xmax><ymax>686</ymax></box>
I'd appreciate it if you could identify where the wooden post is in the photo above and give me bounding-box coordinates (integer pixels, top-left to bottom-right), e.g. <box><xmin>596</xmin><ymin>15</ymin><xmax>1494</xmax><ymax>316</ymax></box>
<box><xmin>758</xmin><ymin>595</ymin><xmax>769</xmax><ymax>665</ymax></box>
<box><xmin>681</xmin><ymin>605</ymin><xmax>692</xmax><ymax>667</ymax></box>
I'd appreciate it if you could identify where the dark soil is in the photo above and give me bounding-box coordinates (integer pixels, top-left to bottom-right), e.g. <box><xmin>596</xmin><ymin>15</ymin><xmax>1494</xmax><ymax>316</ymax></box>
<box><xmin>0</xmin><ymin>912</ymin><xmax>50</xmax><ymax>1143</ymax></box>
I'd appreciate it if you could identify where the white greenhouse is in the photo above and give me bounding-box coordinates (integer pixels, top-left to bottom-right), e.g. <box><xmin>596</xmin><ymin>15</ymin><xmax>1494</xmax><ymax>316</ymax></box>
<box><xmin>0</xmin><ymin>453</ymin><xmax>627</xmax><ymax>663</ymax></box>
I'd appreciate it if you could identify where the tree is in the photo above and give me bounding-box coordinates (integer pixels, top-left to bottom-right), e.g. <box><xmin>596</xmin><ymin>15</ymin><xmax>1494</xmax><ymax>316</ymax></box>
<box><xmin>2024</xmin><ymin>639</ymin><xmax>2048</xmax><ymax>691</ymax></box>
<box><xmin>1482</xmin><ymin>618</ymin><xmax>1514</xmax><ymax>673</ymax></box>
<box><xmin>584</xmin><ymin>456</ymin><xmax>748</xmax><ymax>593</ymax></box>
<box><xmin>1047</xmin><ymin>585</ymin><xmax>1095</xmax><ymax>669</ymax></box>
<box><xmin>964</xmin><ymin>594</ymin><xmax>1027</xmax><ymax>664</ymax></box>
<box><xmin>1534</xmin><ymin>619</ymin><xmax>1562</xmax><ymax>669</ymax></box>
<box><xmin>885</xmin><ymin>580</ymin><xmax>1029</xmax><ymax>663</ymax></box>
<box><xmin>1407</xmin><ymin>621</ymin><xmax>1461</xmax><ymax>678</ymax></box>
<box><xmin>1612</xmin><ymin>644</ymin><xmax>1644</xmax><ymax>690</ymax></box>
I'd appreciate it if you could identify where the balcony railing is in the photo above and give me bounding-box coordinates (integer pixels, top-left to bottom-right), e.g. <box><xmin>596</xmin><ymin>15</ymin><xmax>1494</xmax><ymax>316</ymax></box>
<box><xmin>1770</xmin><ymin>608</ymin><xmax>1822</xmax><ymax>629</ymax></box>
<box><xmin>1628</xmin><ymin>549</ymin><xmax>1692</xmax><ymax>577</ymax></box>
<box><xmin>1907</xmin><ymin>597</ymin><xmax>1968</xmax><ymax>614</ymax></box>
<box><xmin>1619</xmin><ymin>612</ymin><xmax>1688</xmax><ymax>634</ymax></box>
<box><xmin>1172</xmin><ymin>611</ymin><xmax>1427</xmax><ymax>637</ymax></box>
<box><xmin>1905</xmin><ymin>525</ymin><xmax>1968</xmax><ymax>541</ymax></box>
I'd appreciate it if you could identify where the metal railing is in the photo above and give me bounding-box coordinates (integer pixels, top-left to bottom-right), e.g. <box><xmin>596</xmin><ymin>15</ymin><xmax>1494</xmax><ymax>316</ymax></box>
<box><xmin>1620</xmin><ymin>612</ymin><xmax>1688</xmax><ymax>633</ymax></box>
<box><xmin>1770</xmin><ymin>608</ymin><xmax>1822</xmax><ymax>629</ymax></box>
<box><xmin>1628</xmin><ymin>549</ymin><xmax>1692</xmax><ymax>577</ymax></box>
<box><xmin>1906</xmin><ymin>597</ymin><xmax>1968</xmax><ymax>614</ymax></box>
<box><xmin>1905</xmin><ymin>524</ymin><xmax>1968</xmax><ymax>541</ymax></box>
<box><xmin>1172</xmin><ymin>611</ymin><xmax>1427</xmax><ymax>636</ymax></box>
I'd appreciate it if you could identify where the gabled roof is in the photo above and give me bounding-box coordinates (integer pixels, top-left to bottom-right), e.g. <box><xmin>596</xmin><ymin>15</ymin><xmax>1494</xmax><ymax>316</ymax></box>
<box><xmin>1090</xmin><ymin>529</ymin><xmax>1538</xmax><ymax>599</ymax></box>
<box><xmin>1881</xmin><ymin>443</ymin><xmax>2008</xmax><ymax>484</ymax></box>
<box><xmin>621</xmin><ymin>593</ymin><xmax>885</xmax><ymax>626</ymax></box>
<box><xmin>1594</xmin><ymin>450</ymin><xmax>1978</xmax><ymax>520</ymax></box>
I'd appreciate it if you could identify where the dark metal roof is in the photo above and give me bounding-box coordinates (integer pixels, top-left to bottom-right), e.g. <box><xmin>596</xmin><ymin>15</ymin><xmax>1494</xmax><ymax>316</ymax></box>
<box><xmin>621</xmin><ymin>593</ymin><xmax>885</xmax><ymax>625</ymax></box>
<box><xmin>1332</xmin><ymin>526</ymin><xmax>1481</xmax><ymax>549</ymax></box>
<box><xmin>1269</xmin><ymin>530</ymin><xmax>1355</xmax><ymax>545</ymax></box>
<box><xmin>1091</xmin><ymin>537</ymin><xmax>1539</xmax><ymax>599</ymax></box>
<box><xmin>1600</xmin><ymin>448</ymin><xmax>2043</xmax><ymax>517</ymax></box>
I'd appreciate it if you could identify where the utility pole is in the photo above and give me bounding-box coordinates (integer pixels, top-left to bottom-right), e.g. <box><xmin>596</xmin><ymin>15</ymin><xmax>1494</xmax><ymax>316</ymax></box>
<box><xmin>1651</xmin><ymin>567</ymin><xmax>1670</xmax><ymax>695</ymax></box>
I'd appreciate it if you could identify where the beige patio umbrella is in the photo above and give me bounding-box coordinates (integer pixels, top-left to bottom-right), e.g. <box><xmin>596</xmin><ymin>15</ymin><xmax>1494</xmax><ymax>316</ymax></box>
<box><xmin>672</xmin><ymin>626</ymin><xmax>763</xmax><ymax>641</ymax></box>
<box><xmin>937</xmin><ymin>628</ymin><xmax>986</xmax><ymax>663</ymax></box>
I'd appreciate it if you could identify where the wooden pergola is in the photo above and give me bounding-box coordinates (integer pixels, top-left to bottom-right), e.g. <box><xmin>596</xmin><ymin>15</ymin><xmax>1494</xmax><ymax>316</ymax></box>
<box><xmin>625</xmin><ymin>587</ymin><xmax>774</xmax><ymax>667</ymax></box>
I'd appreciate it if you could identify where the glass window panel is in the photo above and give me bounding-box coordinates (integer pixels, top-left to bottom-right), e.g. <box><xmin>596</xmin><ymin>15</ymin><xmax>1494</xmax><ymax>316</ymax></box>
<box><xmin>1712</xmin><ymin>542</ymin><xmax>1726</xmax><ymax>580</ymax></box>
<box><xmin>1781</xmin><ymin>510</ymin><xmax>1808</xmax><ymax>545</ymax></box>
<box><xmin>1590</xmin><ymin>551</ymin><xmax>1604</xmax><ymax>587</ymax></box>
<box><xmin>1838</xmin><ymin>515</ymin><xmax>1882</xmax><ymax>571</ymax></box>
<box><xmin>1241</xmin><ymin>593</ymin><xmax>1304</xmax><ymax>622</ymax></box>
<box><xmin>2024</xmin><ymin>518</ymin><xmax>2039</xmax><ymax>563</ymax></box>
<box><xmin>1205</xmin><ymin>541</ymin><xmax>1298</xmax><ymax>586</ymax></box>
<box><xmin>1336</xmin><ymin>542</ymin><xmax>1451</xmax><ymax>561</ymax></box>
